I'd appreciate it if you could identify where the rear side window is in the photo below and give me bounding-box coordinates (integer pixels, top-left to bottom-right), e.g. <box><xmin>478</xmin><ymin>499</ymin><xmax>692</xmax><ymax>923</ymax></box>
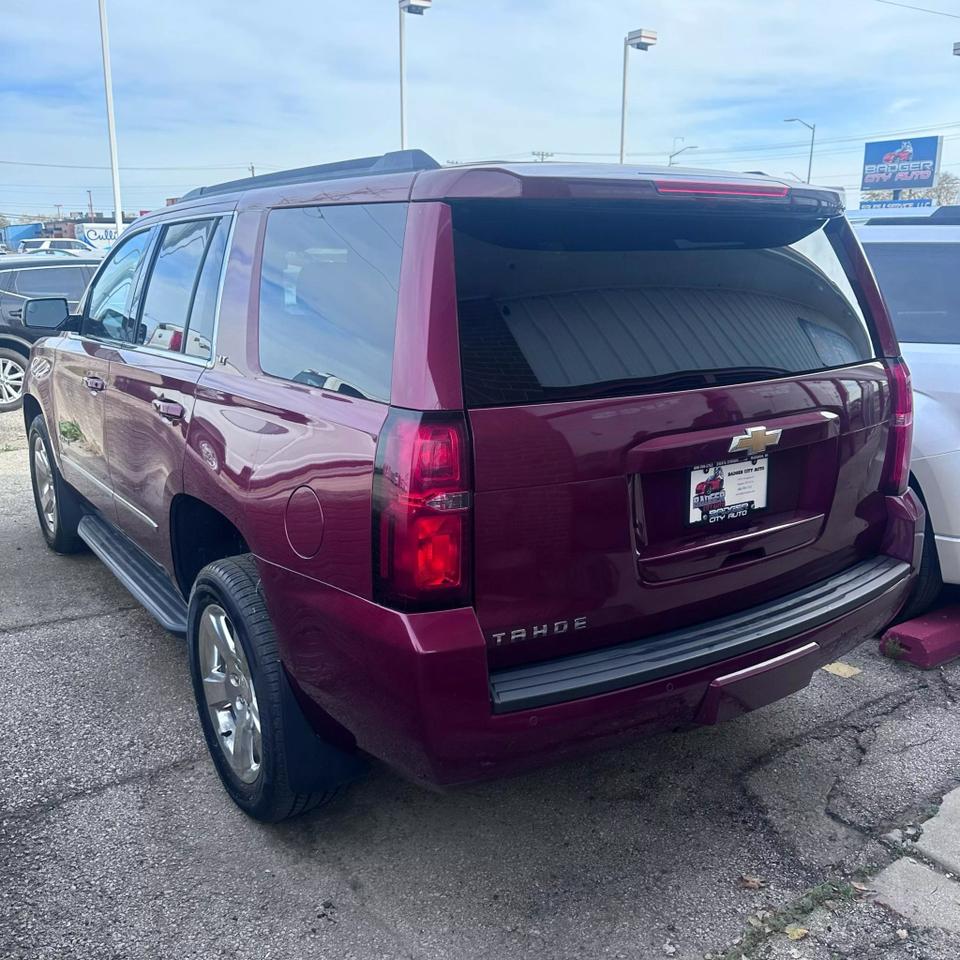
<box><xmin>258</xmin><ymin>203</ymin><xmax>407</xmax><ymax>402</ymax></box>
<box><xmin>184</xmin><ymin>218</ymin><xmax>230</xmax><ymax>359</ymax></box>
<box><xmin>452</xmin><ymin>202</ymin><xmax>876</xmax><ymax>407</ymax></box>
<box><xmin>15</xmin><ymin>266</ymin><xmax>89</xmax><ymax>300</ymax></box>
<box><xmin>138</xmin><ymin>219</ymin><xmax>217</xmax><ymax>353</ymax></box>
<box><xmin>862</xmin><ymin>242</ymin><xmax>958</xmax><ymax>344</ymax></box>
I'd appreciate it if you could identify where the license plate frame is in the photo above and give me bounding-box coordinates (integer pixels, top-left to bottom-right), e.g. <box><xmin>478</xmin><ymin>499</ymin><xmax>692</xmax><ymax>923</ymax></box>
<box><xmin>688</xmin><ymin>456</ymin><xmax>769</xmax><ymax>526</ymax></box>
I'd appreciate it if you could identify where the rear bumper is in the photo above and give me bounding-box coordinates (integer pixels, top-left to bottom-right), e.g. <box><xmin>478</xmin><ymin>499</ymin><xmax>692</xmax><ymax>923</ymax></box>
<box><xmin>488</xmin><ymin>556</ymin><xmax>908</xmax><ymax>713</ymax></box>
<box><xmin>262</xmin><ymin>492</ymin><xmax>922</xmax><ymax>787</ymax></box>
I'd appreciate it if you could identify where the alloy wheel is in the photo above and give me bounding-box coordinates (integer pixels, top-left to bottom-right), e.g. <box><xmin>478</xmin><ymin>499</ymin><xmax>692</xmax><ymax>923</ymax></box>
<box><xmin>0</xmin><ymin>356</ymin><xmax>25</xmax><ymax>405</ymax></box>
<box><xmin>32</xmin><ymin>436</ymin><xmax>57</xmax><ymax>535</ymax></box>
<box><xmin>198</xmin><ymin>604</ymin><xmax>262</xmax><ymax>784</ymax></box>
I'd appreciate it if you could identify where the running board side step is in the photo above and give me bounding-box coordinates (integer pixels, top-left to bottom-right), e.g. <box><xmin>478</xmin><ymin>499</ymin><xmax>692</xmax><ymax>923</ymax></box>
<box><xmin>77</xmin><ymin>514</ymin><xmax>188</xmax><ymax>636</ymax></box>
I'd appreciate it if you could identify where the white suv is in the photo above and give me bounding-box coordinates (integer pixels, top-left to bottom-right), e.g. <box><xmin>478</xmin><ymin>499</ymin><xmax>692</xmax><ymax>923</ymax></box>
<box><xmin>18</xmin><ymin>238</ymin><xmax>97</xmax><ymax>255</ymax></box>
<box><xmin>852</xmin><ymin>206</ymin><xmax>960</xmax><ymax>615</ymax></box>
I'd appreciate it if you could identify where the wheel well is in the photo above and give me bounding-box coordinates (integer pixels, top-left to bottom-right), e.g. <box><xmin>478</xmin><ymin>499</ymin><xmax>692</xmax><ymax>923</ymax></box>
<box><xmin>22</xmin><ymin>393</ymin><xmax>42</xmax><ymax>435</ymax></box>
<box><xmin>0</xmin><ymin>338</ymin><xmax>29</xmax><ymax>359</ymax></box>
<box><xmin>909</xmin><ymin>472</ymin><xmax>930</xmax><ymax>516</ymax></box>
<box><xmin>170</xmin><ymin>495</ymin><xmax>249</xmax><ymax>597</ymax></box>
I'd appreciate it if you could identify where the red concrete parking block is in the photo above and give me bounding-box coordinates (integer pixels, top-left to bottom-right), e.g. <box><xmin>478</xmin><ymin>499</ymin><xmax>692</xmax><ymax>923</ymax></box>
<box><xmin>880</xmin><ymin>606</ymin><xmax>960</xmax><ymax>669</ymax></box>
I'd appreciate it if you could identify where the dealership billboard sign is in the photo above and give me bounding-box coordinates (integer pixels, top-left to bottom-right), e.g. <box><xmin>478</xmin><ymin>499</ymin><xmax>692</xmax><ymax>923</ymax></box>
<box><xmin>860</xmin><ymin>136</ymin><xmax>942</xmax><ymax>192</ymax></box>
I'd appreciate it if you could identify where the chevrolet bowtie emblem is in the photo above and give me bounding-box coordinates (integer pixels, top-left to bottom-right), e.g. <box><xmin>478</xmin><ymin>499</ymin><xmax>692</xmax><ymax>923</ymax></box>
<box><xmin>728</xmin><ymin>425</ymin><xmax>783</xmax><ymax>455</ymax></box>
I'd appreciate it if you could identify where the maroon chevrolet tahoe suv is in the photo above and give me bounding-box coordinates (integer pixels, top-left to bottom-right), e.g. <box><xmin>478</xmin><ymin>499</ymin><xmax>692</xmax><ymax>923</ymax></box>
<box><xmin>20</xmin><ymin>151</ymin><xmax>923</xmax><ymax>822</ymax></box>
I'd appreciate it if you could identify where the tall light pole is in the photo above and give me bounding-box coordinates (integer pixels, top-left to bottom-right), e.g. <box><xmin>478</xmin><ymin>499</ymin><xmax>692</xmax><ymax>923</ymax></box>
<box><xmin>398</xmin><ymin>0</ymin><xmax>432</xmax><ymax>150</ymax></box>
<box><xmin>97</xmin><ymin>0</ymin><xmax>124</xmax><ymax>235</ymax></box>
<box><xmin>784</xmin><ymin>117</ymin><xmax>816</xmax><ymax>183</ymax></box>
<box><xmin>619</xmin><ymin>28</ymin><xmax>657</xmax><ymax>164</ymax></box>
<box><xmin>668</xmin><ymin>143</ymin><xmax>698</xmax><ymax>166</ymax></box>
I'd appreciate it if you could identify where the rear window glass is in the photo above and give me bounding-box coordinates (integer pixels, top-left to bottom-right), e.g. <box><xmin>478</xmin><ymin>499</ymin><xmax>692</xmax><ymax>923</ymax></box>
<box><xmin>452</xmin><ymin>202</ymin><xmax>876</xmax><ymax>407</ymax></box>
<box><xmin>258</xmin><ymin>203</ymin><xmax>407</xmax><ymax>402</ymax></box>
<box><xmin>862</xmin><ymin>242</ymin><xmax>958</xmax><ymax>344</ymax></box>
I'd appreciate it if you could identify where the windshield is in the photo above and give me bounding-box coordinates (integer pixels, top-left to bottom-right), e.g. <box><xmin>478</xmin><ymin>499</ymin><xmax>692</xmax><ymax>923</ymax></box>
<box><xmin>862</xmin><ymin>242</ymin><xmax>959</xmax><ymax>344</ymax></box>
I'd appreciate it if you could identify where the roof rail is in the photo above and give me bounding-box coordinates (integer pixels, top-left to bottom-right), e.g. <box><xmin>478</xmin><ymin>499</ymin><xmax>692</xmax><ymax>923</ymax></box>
<box><xmin>180</xmin><ymin>149</ymin><xmax>440</xmax><ymax>201</ymax></box>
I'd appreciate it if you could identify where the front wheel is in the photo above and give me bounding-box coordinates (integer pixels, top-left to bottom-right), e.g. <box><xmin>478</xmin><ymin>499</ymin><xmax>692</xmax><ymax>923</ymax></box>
<box><xmin>0</xmin><ymin>348</ymin><xmax>27</xmax><ymax>412</ymax></box>
<box><xmin>187</xmin><ymin>555</ymin><xmax>355</xmax><ymax>822</ymax></box>
<box><xmin>28</xmin><ymin>415</ymin><xmax>84</xmax><ymax>553</ymax></box>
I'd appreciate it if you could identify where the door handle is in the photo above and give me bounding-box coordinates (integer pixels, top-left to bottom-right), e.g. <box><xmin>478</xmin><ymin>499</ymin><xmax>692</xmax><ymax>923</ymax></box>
<box><xmin>9</xmin><ymin>308</ymin><xmax>21</xmax><ymax>320</ymax></box>
<box><xmin>153</xmin><ymin>398</ymin><xmax>185</xmax><ymax>421</ymax></box>
<box><xmin>82</xmin><ymin>374</ymin><xmax>105</xmax><ymax>392</ymax></box>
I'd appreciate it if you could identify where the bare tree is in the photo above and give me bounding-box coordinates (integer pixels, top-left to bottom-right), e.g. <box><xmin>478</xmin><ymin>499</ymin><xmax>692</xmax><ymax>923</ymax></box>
<box><xmin>902</xmin><ymin>171</ymin><xmax>960</xmax><ymax>206</ymax></box>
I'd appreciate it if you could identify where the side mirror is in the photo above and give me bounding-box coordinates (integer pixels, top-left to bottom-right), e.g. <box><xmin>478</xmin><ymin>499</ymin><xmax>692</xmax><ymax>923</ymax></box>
<box><xmin>22</xmin><ymin>298</ymin><xmax>71</xmax><ymax>330</ymax></box>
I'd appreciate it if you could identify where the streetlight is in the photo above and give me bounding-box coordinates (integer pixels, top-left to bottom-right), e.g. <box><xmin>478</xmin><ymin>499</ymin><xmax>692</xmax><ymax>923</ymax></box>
<box><xmin>619</xmin><ymin>28</ymin><xmax>657</xmax><ymax>164</ymax></box>
<box><xmin>668</xmin><ymin>142</ymin><xmax>698</xmax><ymax>166</ymax></box>
<box><xmin>398</xmin><ymin>0</ymin><xmax>432</xmax><ymax>150</ymax></box>
<box><xmin>97</xmin><ymin>0</ymin><xmax>124</xmax><ymax>235</ymax></box>
<box><xmin>784</xmin><ymin>117</ymin><xmax>816</xmax><ymax>184</ymax></box>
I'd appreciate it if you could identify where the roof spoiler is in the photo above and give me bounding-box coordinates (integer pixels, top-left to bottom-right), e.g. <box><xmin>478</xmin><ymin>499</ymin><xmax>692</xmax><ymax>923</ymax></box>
<box><xmin>180</xmin><ymin>149</ymin><xmax>440</xmax><ymax>201</ymax></box>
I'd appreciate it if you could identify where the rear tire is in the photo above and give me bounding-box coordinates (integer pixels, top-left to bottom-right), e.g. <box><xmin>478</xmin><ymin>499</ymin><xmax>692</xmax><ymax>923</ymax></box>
<box><xmin>899</xmin><ymin>492</ymin><xmax>942</xmax><ymax>621</ymax></box>
<box><xmin>28</xmin><ymin>415</ymin><xmax>84</xmax><ymax>554</ymax></box>
<box><xmin>0</xmin><ymin>347</ymin><xmax>27</xmax><ymax>413</ymax></box>
<box><xmin>187</xmin><ymin>555</ymin><xmax>349</xmax><ymax>822</ymax></box>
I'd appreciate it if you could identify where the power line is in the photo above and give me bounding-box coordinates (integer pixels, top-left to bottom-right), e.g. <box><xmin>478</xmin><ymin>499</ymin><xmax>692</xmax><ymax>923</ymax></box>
<box><xmin>0</xmin><ymin>159</ymin><xmax>274</xmax><ymax>171</ymax></box>
<box><xmin>870</xmin><ymin>0</ymin><xmax>960</xmax><ymax>19</ymax></box>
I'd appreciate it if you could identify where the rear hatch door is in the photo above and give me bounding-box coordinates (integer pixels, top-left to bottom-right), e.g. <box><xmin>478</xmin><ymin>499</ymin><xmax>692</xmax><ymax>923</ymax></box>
<box><xmin>452</xmin><ymin>196</ymin><xmax>890</xmax><ymax>668</ymax></box>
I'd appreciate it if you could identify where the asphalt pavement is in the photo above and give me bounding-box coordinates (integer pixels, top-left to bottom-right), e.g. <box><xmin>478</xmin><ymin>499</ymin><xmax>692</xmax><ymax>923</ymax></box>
<box><xmin>3</xmin><ymin>406</ymin><xmax>960</xmax><ymax>960</ymax></box>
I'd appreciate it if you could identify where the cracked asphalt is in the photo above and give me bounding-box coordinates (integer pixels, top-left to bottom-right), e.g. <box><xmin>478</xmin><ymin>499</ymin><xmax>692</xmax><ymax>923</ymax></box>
<box><xmin>3</xmin><ymin>407</ymin><xmax>960</xmax><ymax>960</ymax></box>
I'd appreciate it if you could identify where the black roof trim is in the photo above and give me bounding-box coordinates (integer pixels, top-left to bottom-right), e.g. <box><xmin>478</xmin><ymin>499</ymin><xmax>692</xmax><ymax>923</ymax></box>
<box><xmin>180</xmin><ymin>149</ymin><xmax>440</xmax><ymax>201</ymax></box>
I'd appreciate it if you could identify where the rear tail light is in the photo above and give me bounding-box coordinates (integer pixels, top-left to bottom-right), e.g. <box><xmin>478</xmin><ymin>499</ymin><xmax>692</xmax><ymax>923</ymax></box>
<box><xmin>881</xmin><ymin>358</ymin><xmax>913</xmax><ymax>496</ymax></box>
<box><xmin>373</xmin><ymin>408</ymin><xmax>472</xmax><ymax>610</ymax></box>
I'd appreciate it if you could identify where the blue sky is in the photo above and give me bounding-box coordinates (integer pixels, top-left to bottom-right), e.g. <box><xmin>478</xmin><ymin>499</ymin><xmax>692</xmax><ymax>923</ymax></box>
<box><xmin>1</xmin><ymin>0</ymin><xmax>958</xmax><ymax>219</ymax></box>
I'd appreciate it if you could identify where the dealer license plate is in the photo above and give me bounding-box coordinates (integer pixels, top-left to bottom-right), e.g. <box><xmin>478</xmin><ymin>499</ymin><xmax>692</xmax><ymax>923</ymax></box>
<box><xmin>688</xmin><ymin>456</ymin><xmax>768</xmax><ymax>525</ymax></box>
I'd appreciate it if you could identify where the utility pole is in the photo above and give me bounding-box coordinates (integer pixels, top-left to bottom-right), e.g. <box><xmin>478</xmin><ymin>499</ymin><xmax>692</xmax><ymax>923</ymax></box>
<box><xmin>248</xmin><ymin>163</ymin><xmax>256</xmax><ymax>178</ymax></box>
<box><xmin>87</xmin><ymin>191</ymin><xmax>95</xmax><ymax>219</ymax></box>
<box><xmin>531</xmin><ymin>151</ymin><xmax>554</xmax><ymax>162</ymax></box>
<box><xmin>55</xmin><ymin>204</ymin><xmax>63</xmax><ymax>220</ymax></box>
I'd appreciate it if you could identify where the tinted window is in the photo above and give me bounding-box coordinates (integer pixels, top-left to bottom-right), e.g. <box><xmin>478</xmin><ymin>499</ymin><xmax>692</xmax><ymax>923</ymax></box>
<box><xmin>452</xmin><ymin>203</ymin><xmax>876</xmax><ymax>407</ymax></box>
<box><xmin>0</xmin><ymin>271</ymin><xmax>13</xmax><ymax>293</ymax></box>
<box><xmin>258</xmin><ymin>203</ymin><xmax>407</xmax><ymax>401</ymax></box>
<box><xmin>15</xmin><ymin>266</ymin><xmax>89</xmax><ymax>300</ymax></box>
<box><xmin>138</xmin><ymin>219</ymin><xmax>216</xmax><ymax>353</ymax></box>
<box><xmin>862</xmin><ymin>242</ymin><xmax>959</xmax><ymax>344</ymax></box>
<box><xmin>184</xmin><ymin>218</ymin><xmax>230</xmax><ymax>359</ymax></box>
<box><xmin>85</xmin><ymin>230</ymin><xmax>152</xmax><ymax>341</ymax></box>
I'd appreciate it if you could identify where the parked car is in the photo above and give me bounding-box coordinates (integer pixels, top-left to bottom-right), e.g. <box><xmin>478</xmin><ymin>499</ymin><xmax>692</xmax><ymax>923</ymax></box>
<box><xmin>0</xmin><ymin>255</ymin><xmax>99</xmax><ymax>411</ymax></box>
<box><xmin>20</xmin><ymin>152</ymin><xmax>921</xmax><ymax>822</ymax></box>
<box><xmin>851</xmin><ymin>204</ymin><xmax>960</xmax><ymax>616</ymax></box>
<box><xmin>18</xmin><ymin>237</ymin><xmax>98</xmax><ymax>255</ymax></box>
